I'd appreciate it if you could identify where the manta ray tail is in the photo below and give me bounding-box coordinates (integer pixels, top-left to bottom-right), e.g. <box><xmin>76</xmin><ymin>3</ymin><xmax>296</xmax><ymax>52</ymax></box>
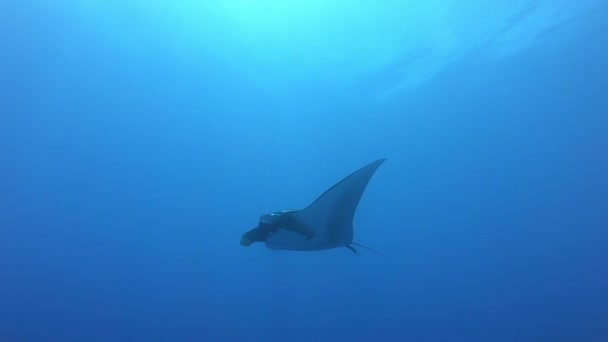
<box><xmin>350</xmin><ymin>242</ymin><xmax>390</xmax><ymax>259</ymax></box>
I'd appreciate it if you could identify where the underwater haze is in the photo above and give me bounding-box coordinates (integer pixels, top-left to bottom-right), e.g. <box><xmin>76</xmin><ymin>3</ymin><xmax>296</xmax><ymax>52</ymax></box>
<box><xmin>2</xmin><ymin>0</ymin><xmax>608</xmax><ymax>341</ymax></box>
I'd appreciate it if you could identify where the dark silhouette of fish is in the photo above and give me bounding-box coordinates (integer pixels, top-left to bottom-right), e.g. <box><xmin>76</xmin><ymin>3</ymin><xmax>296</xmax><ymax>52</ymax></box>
<box><xmin>241</xmin><ymin>158</ymin><xmax>388</xmax><ymax>257</ymax></box>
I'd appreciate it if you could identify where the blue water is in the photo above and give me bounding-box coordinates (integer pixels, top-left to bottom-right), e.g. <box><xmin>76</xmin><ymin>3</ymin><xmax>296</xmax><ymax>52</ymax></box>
<box><xmin>2</xmin><ymin>1</ymin><xmax>607</xmax><ymax>341</ymax></box>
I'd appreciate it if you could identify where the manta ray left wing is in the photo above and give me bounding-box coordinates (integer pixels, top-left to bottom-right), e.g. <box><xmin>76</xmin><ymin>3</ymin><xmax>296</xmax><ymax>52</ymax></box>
<box><xmin>264</xmin><ymin>158</ymin><xmax>386</xmax><ymax>251</ymax></box>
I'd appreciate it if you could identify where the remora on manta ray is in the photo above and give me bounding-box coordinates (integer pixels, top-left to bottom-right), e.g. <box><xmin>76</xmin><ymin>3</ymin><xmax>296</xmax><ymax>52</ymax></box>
<box><xmin>240</xmin><ymin>158</ymin><xmax>388</xmax><ymax>257</ymax></box>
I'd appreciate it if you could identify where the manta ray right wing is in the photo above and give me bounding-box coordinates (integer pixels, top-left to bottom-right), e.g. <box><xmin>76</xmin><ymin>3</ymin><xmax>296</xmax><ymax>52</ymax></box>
<box><xmin>262</xmin><ymin>158</ymin><xmax>387</xmax><ymax>253</ymax></box>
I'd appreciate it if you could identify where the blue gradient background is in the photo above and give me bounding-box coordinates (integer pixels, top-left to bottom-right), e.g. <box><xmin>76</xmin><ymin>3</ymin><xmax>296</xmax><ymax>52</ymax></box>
<box><xmin>1</xmin><ymin>1</ymin><xmax>607</xmax><ymax>341</ymax></box>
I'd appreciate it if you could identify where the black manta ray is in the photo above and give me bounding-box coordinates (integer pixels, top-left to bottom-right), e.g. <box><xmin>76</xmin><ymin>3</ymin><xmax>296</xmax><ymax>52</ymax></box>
<box><xmin>240</xmin><ymin>158</ymin><xmax>388</xmax><ymax>257</ymax></box>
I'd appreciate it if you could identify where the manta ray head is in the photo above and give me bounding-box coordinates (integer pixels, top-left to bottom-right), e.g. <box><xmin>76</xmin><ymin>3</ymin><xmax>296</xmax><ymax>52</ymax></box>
<box><xmin>240</xmin><ymin>210</ymin><xmax>301</xmax><ymax>247</ymax></box>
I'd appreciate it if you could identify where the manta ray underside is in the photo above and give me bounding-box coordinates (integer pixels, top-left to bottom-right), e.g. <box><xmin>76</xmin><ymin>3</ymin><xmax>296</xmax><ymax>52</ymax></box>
<box><xmin>240</xmin><ymin>158</ymin><xmax>388</xmax><ymax>257</ymax></box>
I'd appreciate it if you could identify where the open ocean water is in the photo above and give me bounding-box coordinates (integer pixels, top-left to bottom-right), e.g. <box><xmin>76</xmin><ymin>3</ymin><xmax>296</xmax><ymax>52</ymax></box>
<box><xmin>1</xmin><ymin>1</ymin><xmax>607</xmax><ymax>341</ymax></box>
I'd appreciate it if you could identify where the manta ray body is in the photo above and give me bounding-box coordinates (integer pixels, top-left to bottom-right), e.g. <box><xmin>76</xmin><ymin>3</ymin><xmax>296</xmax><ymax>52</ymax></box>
<box><xmin>240</xmin><ymin>158</ymin><xmax>387</xmax><ymax>257</ymax></box>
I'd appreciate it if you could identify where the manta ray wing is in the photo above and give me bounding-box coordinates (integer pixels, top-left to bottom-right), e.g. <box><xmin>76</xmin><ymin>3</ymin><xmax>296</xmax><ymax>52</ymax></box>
<box><xmin>265</xmin><ymin>158</ymin><xmax>386</xmax><ymax>251</ymax></box>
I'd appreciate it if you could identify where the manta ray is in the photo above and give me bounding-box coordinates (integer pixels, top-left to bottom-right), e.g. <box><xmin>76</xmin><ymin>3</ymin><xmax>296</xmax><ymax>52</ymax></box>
<box><xmin>240</xmin><ymin>158</ymin><xmax>388</xmax><ymax>257</ymax></box>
